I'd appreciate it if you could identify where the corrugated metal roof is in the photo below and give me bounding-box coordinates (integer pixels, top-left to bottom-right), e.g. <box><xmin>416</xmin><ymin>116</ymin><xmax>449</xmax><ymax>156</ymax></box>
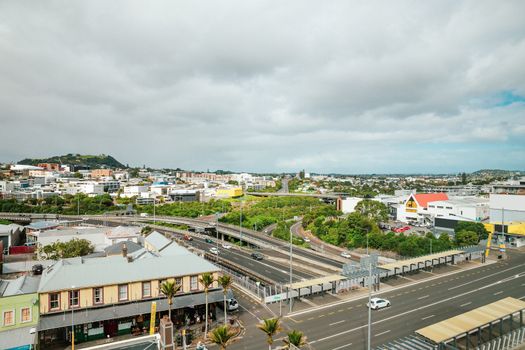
<box><xmin>1</xmin><ymin>275</ymin><xmax>40</xmax><ymax>296</ymax></box>
<box><xmin>144</xmin><ymin>231</ymin><xmax>171</xmax><ymax>251</ymax></box>
<box><xmin>38</xmin><ymin>254</ymin><xmax>220</xmax><ymax>293</ymax></box>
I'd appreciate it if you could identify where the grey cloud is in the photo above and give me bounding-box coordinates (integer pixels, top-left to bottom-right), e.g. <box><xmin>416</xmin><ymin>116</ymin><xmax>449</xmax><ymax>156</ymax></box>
<box><xmin>1</xmin><ymin>1</ymin><xmax>525</xmax><ymax>173</ymax></box>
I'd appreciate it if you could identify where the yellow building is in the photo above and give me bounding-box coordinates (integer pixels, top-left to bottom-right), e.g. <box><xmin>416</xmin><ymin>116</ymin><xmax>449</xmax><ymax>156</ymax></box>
<box><xmin>216</xmin><ymin>187</ymin><xmax>243</xmax><ymax>198</ymax></box>
<box><xmin>37</xmin><ymin>248</ymin><xmax>221</xmax><ymax>344</ymax></box>
<box><xmin>483</xmin><ymin>222</ymin><xmax>525</xmax><ymax>248</ymax></box>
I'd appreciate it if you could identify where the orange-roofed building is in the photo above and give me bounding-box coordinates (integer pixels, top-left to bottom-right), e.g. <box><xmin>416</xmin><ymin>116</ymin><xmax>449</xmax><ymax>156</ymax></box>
<box><xmin>398</xmin><ymin>193</ymin><xmax>449</xmax><ymax>224</ymax></box>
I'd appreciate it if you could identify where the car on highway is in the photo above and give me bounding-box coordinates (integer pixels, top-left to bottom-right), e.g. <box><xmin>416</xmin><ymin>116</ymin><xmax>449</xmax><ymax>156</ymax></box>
<box><xmin>251</xmin><ymin>252</ymin><xmax>264</xmax><ymax>260</ymax></box>
<box><xmin>221</xmin><ymin>243</ymin><xmax>232</xmax><ymax>249</ymax></box>
<box><xmin>209</xmin><ymin>247</ymin><xmax>220</xmax><ymax>255</ymax></box>
<box><xmin>367</xmin><ymin>297</ymin><xmax>391</xmax><ymax>310</ymax></box>
<box><xmin>183</xmin><ymin>234</ymin><xmax>193</xmax><ymax>241</ymax></box>
<box><xmin>340</xmin><ymin>251</ymin><xmax>351</xmax><ymax>258</ymax></box>
<box><xmin>205</xmin><ymin>238</ymin><xmax>213</xmax><ymax>243</ymax></box>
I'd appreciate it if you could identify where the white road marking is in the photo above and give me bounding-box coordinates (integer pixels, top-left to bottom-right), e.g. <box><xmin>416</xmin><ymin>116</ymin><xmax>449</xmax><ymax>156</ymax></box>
<box><xmin>329</xmin><ymin>320</ymin><xmax>345</xmax><ymax>326</ymax></box>
<box><xmin>417</xmin><ymin>295</ymin><xmax>429</xmax><ymax>300</ymax></box>
<box><xmin>447</xmin><ymin>264</ymin><xmax>524</xmax><ymax>291</ymax></box>
<box><xmin>493</xmin><ymin>291</ymin><xmax>503</xmax><ymax>296</ymax></box>
<box><xmin>460</xmin><ymin>302</ymin><xmax>472</xmax><ymax>307</ymax></box>
<box><xmin>421</xmin><ymin>315</ymin><xmax>435</xmax><ymax>320</ymax></box>
<box><xmin>375</xmin><ymin>330</ymin><xmax>391</xmax><ymax>337</ymax></box>
<box><xmin>309</xmin><ymin>272</ymin><xmax>525</xmax><ymax>345</ymax></box>
<box><xmin>331</xmin><ymin>343</ymin><xmax>353</xmax><ymax>350</ymax></box>
<box><xmin>519</xmin><ymin>296</ymin><xmax>525</xmax><ymax>300</ymax></box>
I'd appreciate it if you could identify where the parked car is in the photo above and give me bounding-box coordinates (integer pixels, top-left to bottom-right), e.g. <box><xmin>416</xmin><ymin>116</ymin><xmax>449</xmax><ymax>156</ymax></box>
<box><xmin>221</xmin><ymin>243</ymin><xmax>232</xmax><ymax>249</ymax></box>
<box><xmin>251</xmin><ymin>252</ymin><xmax>264</xmax><ymax>260</ymax></box>
<box><xmin>367</xmin><ymin>297</ymin><xmax>391</xmax><ymax>310</ymax></box>
<box><xmin>218</xmin><ymin>298</ymin><xmax>239</xmax><ymax>311</ymax></box>
<box><xmin>205</xmin><ymin>238</ymin><xmax>213</xmax><ymax>243</ymax></box>
<box><xmin>340</xmin><ymin>251</ymin><xmax>351</xmax><ymax>258</ymax></box>
<box><xmin>183</xmin><ymin>234</ymin><xmax>193</xmax><ymax>241</ymax></box>
<box><xmin>209</xmin><ymin>247</ymin><xmax>220</xmax><ymax>255</ymax></box>
<box><xmin>303</xmin><ymin>237</ymin><xmax>311</xmax><ymax>243</ymax></box>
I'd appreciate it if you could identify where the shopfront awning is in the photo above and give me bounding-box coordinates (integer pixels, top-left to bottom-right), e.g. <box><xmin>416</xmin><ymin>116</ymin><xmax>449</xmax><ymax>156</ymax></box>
<box><xmin>39</xmin><ymin>289</ymin><xmax>224</xmax><ymax>331</ymax></box>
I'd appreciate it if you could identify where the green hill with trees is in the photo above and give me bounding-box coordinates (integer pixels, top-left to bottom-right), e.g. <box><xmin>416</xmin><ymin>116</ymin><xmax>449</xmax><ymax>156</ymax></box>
<box><xmin>19</xmin><ymin>153</ymin><xmax>126</xmax><ymax>168</ymax></box>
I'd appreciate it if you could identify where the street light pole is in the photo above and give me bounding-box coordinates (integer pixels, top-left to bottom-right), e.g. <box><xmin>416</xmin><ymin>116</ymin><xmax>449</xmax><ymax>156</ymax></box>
<box><xmin>289</xmin><ymin>225</ymin><xmax>293</xmax><ymax>313</ymax></box>
<box><xmin>153</xmin><ymin>195</ymin><xmax>156</xmax><ymax>225</ymax></box>
<box><xmin>216</xmin><ymin>213</ymin><xmax>219</xmax><ymax>263</ymax></box>
<box><xmin>239</xmin><ymin>201</ymin><xmax>243</xmax><ymax>246</ymax></box>
<box><xmin>71</xmin><ymin>285</ymin><xmax>75</xmax><ymax>350</ymax></box>
<box><xmin>367</xmin><ymin>258</ymin><xmax>372</xmax><ymax>350</ymax></box>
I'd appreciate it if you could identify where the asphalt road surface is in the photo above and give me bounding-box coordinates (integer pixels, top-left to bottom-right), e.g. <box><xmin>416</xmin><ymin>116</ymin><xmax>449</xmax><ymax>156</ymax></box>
<box><xmin>231</xmin><ymin>251</ymin><xmax>525</xmax><ymax>350</ymax></box>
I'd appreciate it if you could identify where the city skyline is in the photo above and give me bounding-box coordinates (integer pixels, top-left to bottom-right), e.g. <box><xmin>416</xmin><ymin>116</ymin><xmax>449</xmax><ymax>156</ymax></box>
<box><xmin>1</xmin><ymin>1</ymin><xmax>524</xmax><ymax>173</ymax></box>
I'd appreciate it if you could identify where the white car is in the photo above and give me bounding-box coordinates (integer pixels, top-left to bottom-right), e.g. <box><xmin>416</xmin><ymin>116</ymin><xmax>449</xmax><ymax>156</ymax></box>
<box><xmin>221</xmin><ymin>243</ymin><xmax>232</xmax><ymax>249</ymax></box>
<box><xmin>303</xmin><ymin>237</ymin><xmax>311</xmax><ymax>243</ymax></box>
<box><xmin>367</xmin><ymin>297</ymin><xmax>391</xmax><ymax>310</ymax></box>
<box><xmin>340</xmin><ymin>251</ymin><xmax>351</xmax><ymax>258</ymax></box>
<box><xmin>209</xmin><ymin>247</ymin><xmax>220</xmax><ymax>255</ymax></box>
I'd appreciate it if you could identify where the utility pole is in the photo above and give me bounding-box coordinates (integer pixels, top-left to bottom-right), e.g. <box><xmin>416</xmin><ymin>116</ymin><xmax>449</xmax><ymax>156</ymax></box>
<box><xmin>153</xmin><ymin>195</ymin><xmax>156</xmax><ymax>225</ymax></box>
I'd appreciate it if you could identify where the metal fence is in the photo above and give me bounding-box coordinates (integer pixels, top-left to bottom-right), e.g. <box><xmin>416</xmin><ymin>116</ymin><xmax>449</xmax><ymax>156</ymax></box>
<box><xmin>475</xmin><ymin>326</ymin><xmax>525</xmax><ymax>350</ymax></box>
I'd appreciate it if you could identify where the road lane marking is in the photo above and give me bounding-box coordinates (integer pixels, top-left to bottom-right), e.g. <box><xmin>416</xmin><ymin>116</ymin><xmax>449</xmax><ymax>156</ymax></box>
<box><xmin>448</xmin><ymin>264</ymin><xmax>525</xmax><ymax>291</ymax></box>
<box><xmin>417</xmin><ymin>295</ymin><xmax>429</xmax><ymax>300</ymax></box>
<box><xmin>460</xmin><ymin>302</ymin><xmax>472</xmax><ymax>307</ymax></box>
<box><xmin>331</xmin><ymin>343</ymin><xmax>353</xmax><ymax>350</ymax></box>
<box><xmin>422</xmin><ymin>315</ymin><xmax>435</xmax><ymax>320</ymax></box>
<box><xmin>375</xmin><ymin>330</ymin><xmax>391</xmax><ymax>337</ymax></box>
<box><xmin>329</xmin><ymin>320</ymin><xmax>345</xmax><ymax>326</ymax></box>
<box><xmin>309</xmin><ymin>273</ymin><xmax>525</xmax><ymax>345</ymax></box>
<box><xmin>494</xmin><ymin>291</ymin><xmax>503</xmax><ymax>296</ymax></box>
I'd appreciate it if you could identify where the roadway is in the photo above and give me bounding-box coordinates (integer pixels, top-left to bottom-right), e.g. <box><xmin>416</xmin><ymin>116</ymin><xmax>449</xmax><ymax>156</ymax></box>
<box><xmin>280</xmin><ymin>251</ymin><xmax>525</xmax><ymax>350</ymax></box>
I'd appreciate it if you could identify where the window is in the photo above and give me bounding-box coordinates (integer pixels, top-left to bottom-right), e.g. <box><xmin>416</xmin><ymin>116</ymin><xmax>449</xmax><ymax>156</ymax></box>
<box><xmin>118</xmin><ymin>284</ymin><xmax>128</xmax><ymax>301</ymax></box>
<box><xmin>49</xmin><ymin>293</ymin><xmax>60</xmax><ymax>310</ymax></box>
<box><xmin>429</xmin><ymin>205</ymin><xmax>435</xmax><ymax>208</ymax></box>
<box><xmin>3</xmin><ymin>310</ymin><xmax>14</xmax><ymax>326</ymax></box>
<box><xmin>69</xmin><ymin>290</ymin><xmax>80</xmax><ymax>308</ymax></box>
<box><xmin>446</xmin><ymin>207</ymin><xmax>453</xmax><ymax>209</ymax></box>
<box><xmin>437</xmin><ymin>206</ymin><xmax>444</xmax><ymax>209</ymax></box>
<box><xmin>190</xmin><ymin>276</ymin><xmax>198</xmax><ymax>290</ymax></box>
<box><xmin>21</xmin><ymin>307</ymin><xmax>31</xmax><ymax>323</ymax></box>
<box><xmin>93</xmin><ymin>288</ymin><xmax>103</xmax><ymax>304</ymax></box>
<box><xmin>175</xmin><ymin>277</ymin><xmax>183</xmax><ymax>293</ymax></box>
<box><xmin>142</xmin><ymin>282</ymin><xmax>151</xmax><ymax>298</ymax></box>
<box><xmin>158</xmin><ymin>279</ymin><xmax>167</xmax><ymax>296</ymax></box>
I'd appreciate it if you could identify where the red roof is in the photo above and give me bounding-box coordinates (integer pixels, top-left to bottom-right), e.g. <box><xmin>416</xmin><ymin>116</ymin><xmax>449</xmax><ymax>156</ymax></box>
<box><xmin>413</xmin><ymin>193</ymin><xmax>449</xmax><ymax>208</ymax></box>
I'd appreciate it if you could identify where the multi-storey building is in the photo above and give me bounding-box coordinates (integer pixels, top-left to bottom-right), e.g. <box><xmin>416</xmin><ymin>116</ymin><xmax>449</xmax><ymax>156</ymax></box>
<box><xmin>0</xmin><ymin>275</ymin><xmax>40</xmax><ymax>350</ymax></box>
<box><xmin>37</xmin><ymin>251</ymin><xmax>221</xmax><ymax>346</ymax></box>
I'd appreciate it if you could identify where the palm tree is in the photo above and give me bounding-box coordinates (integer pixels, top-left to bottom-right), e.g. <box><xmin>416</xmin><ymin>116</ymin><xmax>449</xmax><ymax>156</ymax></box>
<box><xmin>217</xmin><ymin>275</ymin><xmax>232</xmax><ymax>326</ymax></box>
<box><xmin>257</xmin><ymin>317</ymin><xmax>282</xmax><ymax>350</ymax></box>
<box><xmin>199</xmin><ymin>272</ymin><xmax>215</xmax><ymax>339</ymax></box>
<box><xmin>208</xmin><ymin>325</ymin><xmax>235</xmax><ymax>350</ymax></box>
<box><xmin>160</xmin><ymin>280</ymin><xmax>181</xmax><ymax>321</ymax></box>
<box><xmin>283</xmin><ymin>330</ymin><xmax>307</xmax><ymax>349</ymax></box>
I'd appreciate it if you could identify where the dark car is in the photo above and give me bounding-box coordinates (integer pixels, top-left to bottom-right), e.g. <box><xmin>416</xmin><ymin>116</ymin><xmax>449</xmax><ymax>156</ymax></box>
<box><xmin>251</xmin><ymin>252</ymin><xmax>264</xmax><ymax>260</ymax></box>
<box><xmin>205</xmin><ymin>238</ymin><xmax>213</xmax><ymax>243</ymax></box>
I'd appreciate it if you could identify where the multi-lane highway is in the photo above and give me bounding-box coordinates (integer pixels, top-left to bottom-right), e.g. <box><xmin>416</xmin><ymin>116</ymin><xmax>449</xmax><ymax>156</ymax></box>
<box><xmin>280</xmin><ymin>251</ymin><xmax>525</xmax><ymax>350</ymax></box>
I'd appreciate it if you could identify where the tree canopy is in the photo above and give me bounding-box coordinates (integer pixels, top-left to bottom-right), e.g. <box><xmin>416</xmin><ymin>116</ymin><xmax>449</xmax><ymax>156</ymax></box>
<box><xmin>38</xmin><ymin>238</ymin><xmax>95</xmax><ymax>260</ymax></box>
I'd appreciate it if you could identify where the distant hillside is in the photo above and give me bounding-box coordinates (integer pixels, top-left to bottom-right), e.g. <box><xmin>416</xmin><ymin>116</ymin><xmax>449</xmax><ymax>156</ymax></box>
<box><xmin>19</xmin><ymin>154</ymin><xmax>126</xmax><ymax>169</ymax></box>
<box><xmin>471</xmin><ymin>169</ymin><xmax>525</xmax><ymax>176</ymax></box>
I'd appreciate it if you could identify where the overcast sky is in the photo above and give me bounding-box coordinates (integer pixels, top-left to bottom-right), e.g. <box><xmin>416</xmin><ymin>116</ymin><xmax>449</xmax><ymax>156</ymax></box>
<box><xmin>1</xmin><ymin>1</ymin><xmax>524</xmax><ymax>174</ymax></box>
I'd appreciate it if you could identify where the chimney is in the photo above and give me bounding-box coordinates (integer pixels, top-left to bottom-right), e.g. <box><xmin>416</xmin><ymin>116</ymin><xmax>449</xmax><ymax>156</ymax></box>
<box><xmin>122</xmin><ymin>243</ymin><xmax>128</xmax><ymax>258</ymax></box>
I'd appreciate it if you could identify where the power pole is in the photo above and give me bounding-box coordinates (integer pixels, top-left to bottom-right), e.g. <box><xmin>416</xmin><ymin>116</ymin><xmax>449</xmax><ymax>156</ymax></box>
<box><xmin>367</xmin><ymin>256</ymin><xmax>372</xmax><ymax>350</ymax></box>
<box><xmin>289</xmin><ymin>225</ymin><xmax>293</xmax><ymax>313</ymax></box>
